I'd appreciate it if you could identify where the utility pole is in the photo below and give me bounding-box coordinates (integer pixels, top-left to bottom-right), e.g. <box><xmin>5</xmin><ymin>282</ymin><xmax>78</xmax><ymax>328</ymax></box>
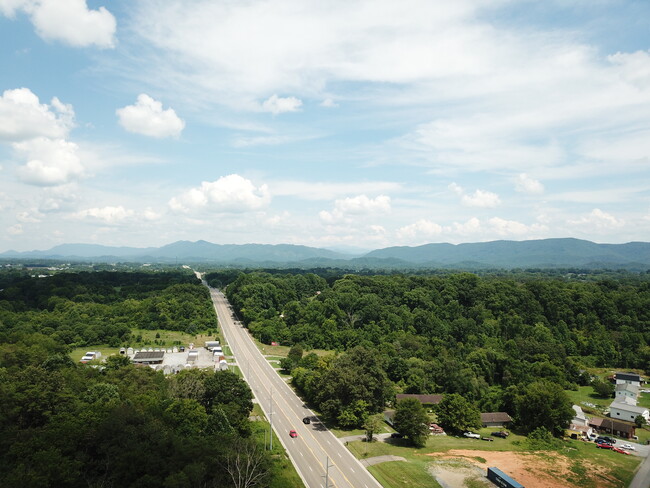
<box><xmin>324</xmin><ymin>456</ymin><xmax>334</xmax><ymax>488</ymax></box>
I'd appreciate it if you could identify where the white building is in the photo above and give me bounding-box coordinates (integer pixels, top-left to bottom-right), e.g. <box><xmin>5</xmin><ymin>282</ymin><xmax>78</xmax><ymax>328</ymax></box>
<box><xmin>571</xmin><ymin>405</ymin><xmax>589</xmax><ymax>426</ymax></box>
<box><xmin>615</xmin><ymin>372</ymin><xmax>642</xmax><ymax>388</ymax></box>
<box><xmin>615</xmin><ymin>383</ymin><xmax>639</xmax><ymax>403</ymax></box>
<box><xmin>610</xmin><ymin>398</ymin><xmax>649</xmax><ymax>423</ymax></box>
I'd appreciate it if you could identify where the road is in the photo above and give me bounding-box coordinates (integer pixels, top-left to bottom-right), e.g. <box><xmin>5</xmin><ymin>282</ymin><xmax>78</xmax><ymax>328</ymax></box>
<box><xmin>206</xmin><ymin>285</ymin><xmax>383</xmax><ymax>488</ymax></box>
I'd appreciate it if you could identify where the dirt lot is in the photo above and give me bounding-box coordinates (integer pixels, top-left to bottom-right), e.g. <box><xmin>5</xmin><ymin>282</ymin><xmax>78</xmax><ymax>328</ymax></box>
<box><xmin>426</xmin><ymin>449</ymin><xmax>617</xmax><ymax>488</ymax></box>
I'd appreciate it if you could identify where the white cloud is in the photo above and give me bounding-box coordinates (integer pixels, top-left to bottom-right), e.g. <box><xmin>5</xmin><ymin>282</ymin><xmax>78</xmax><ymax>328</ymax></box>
<box><xmin>448</xmin><ymin>183</ymin><xmax>500</xmax><ymax>207</ymax></box>
<box><xmin>117</xmin><ymin>94</ymin><xmax>185</xmax><ymax>138</ymax></box>
<box><xmin>515</xmin><ymin>173</ymin><xmax>544</xmax><ymax>195</ymax></box>
<box><xmin>74</xmin><ymin>206</ymin><xmax>135</xmax><ymax>224</ymax></box>
<box><xmin>608</xmin><ymin>49</ymin><xmax>650</xmax><ymax>89</ymax></box>
<box><xmin>320</xmin><ymin>98</ymin><xmax>338</xmax><ymax>108</ymax></box>
<box><xmin>16</xmin><ymin>209</ymin><xmax>43</xmax><ymax>223</ymax></box>
<box><xmin>142</xmin><ymin>207</ymin><xmax>162</xmax><ymax>221</ymax></box>
<box><xmin>14</xmin><ymin>137</ymin><xmax>84</xmax><ymax>186</ymax></box>
<box><xmin>320</xmin><ymin>194</ymin><xmax>390</xmax><ymax>223</ymax></box>
<box><xmin>272</xmin><ymin>181</ymin><xmax>404</xmax><ymax>200</ymax></box>
<box><xmin>0</xmin><ymin>0</ymin><xmax>116</xmax><ymax>48</ymax></box>
<box><xmin>488</xmin><ymin>217</ymin><xmax>546</xmax><ymax>236</ymax></box>
<box><xmin>169</xmin><ymin>174</ymin><xmax>271</xmax><ymax>213</ymax></box>
<box><xmin>0</xmin><ymin>88</ymin><xmax>73</xmax><ymax>142</ymax></box>
<box><xmin>569</xmin><ymin>208</ymin><xmax>624</xmax><ymax>230</ymax></box>
<box><xmin>7</xmin><ymin>224</ymin><xmax>23</xmax><ymax>235</ymax></box>
<box><xmin>261</xmin><ymin>94</ymin><xmax>303</xmax><ymax>114</ymax></box>
<box><xmin>397</xmin><ymin>219</ymin><xmax>443</xmax><ymax>240</ymax></box>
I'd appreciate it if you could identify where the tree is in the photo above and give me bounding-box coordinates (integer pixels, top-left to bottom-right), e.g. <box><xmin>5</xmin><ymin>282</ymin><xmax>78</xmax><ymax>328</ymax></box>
<box><xmin>363</xmin><ymin>413</ymin><xmax>384</xmax><ymax>443</ymax></box>
<box><xmin>225</xmin><ymin>438</ymin><xmax>271</xmax><ymax>488</ymax></box>
<box><xmin>591</xmin><ymin>378</ymin><xmax>614</xmax><ymax>398</ymax></box>
<box><xmin>635</xmin><ymin>415</ymin><xmax>647</xmax><ymax>428</ymax></box>
<box><xmin>436</xmin><ymin>393</ymin><xmax>482</xmax><ymax>433</ymax></box>
<box><xmin>393</xmin><ymin>398</ymin><xmax>430</xmax><ymax>447</ymax></box>
<box><xmin>513</xmin><ymin>380</ymin><xmax>573</xmax><ymax>437</ymax></box>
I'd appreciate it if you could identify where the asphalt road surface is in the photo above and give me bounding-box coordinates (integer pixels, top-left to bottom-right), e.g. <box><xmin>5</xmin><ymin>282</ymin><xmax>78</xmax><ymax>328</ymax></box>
<box><xmin>206</xmin><ymin>285</ymin><xmax>383</xmax><ymax>488</ymax></box>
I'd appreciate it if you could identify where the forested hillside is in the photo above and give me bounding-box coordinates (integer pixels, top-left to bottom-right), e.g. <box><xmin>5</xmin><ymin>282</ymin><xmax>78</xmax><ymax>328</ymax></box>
<box><xmin>0</xmin><ymin>270</ymin><xmax>216</xmax><ymax>347</ymax></box>
<box><xmin>225</xmin><ymin>271</ymin><xmax>650</xmax><ymax>430</ymax></box>
<box><xmin>0</xmin><ymin>270</ymin><xmax>294</xmax><ymax>488</ymax></box>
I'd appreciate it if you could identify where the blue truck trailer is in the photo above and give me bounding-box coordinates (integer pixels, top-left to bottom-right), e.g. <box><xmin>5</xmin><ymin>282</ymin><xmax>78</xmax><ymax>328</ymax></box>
<box><xmin>487</xmin><ymin>467</ymin><xmax>524</xmax><ymax>488</ymax></box>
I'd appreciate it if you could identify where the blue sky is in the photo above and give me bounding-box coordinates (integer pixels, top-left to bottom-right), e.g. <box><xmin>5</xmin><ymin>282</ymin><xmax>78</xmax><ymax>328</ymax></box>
<box><xmin>1</xmin><ymin>0</ymin><xmax>649</xmax><ymax>252</ymax></box>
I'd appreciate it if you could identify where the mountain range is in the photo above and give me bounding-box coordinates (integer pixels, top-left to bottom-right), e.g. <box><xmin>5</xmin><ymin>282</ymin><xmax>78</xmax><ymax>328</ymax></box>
<box><xmin>2</xmin><ymin>238</ymin><xmax>650</xmax><ymax>269</ymax></box>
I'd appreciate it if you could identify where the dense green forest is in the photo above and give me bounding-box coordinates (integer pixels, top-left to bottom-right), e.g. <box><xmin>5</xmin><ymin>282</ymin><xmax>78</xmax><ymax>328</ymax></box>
<box><xmin>0</xmin><ymin>270</ymin><xmax>216</xmax><ymax>347</ymax></box>
<box><xmin>223</xmin><ymin>271</ymin><xmax>649</xmax><ymax>431</ymax></box>
<box><xmin>0</xmin><ymin>270</ymin><xmax>292</xmax><ymax>487</ymax></box>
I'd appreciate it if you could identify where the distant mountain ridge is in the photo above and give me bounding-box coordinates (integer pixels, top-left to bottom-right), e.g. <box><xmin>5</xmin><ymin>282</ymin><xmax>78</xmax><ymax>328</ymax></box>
<box><xmin>2</xmin><ymin>238</ymin><xmax>650</xmax><ymax>269</ymax></box>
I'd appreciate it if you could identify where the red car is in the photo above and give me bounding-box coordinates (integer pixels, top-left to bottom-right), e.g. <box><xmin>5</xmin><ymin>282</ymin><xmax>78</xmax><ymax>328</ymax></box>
<box><xmin>612</xmin><ymin>447</ymin><xmax>630</xmax><ymax>455</ymax></box>
<box><xmin>596</xmin><ymin>442</ymin><xmax>612</xmax><ymax>449</ymax></box>
<box><xmin>289</xmin><ymin>429</ymin><xmax>298</xmax><ymax>438</ymax></box>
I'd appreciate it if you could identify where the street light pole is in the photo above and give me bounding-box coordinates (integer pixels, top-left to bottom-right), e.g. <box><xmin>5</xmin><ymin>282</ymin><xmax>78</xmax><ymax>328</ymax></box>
<box><xmin>324</xmin><ymin>456</ymin><xmax>333</xmax><ymax>488</ymax></box>
<box><xmin>269</xmin><ymin>388</ymin><xmax>274</xmax><ymax>451</ymax></box>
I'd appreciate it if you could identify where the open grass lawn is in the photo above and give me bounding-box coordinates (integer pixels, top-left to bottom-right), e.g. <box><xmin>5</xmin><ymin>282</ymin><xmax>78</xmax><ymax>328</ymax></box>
<box><xmin>369</xmin><ymin>461</ymin><xmax>442</xmax><ymax>488</ymax></box>
<box><xmin>70</xmin><ymin>345</ymin><xmax>120</xmax><ymax>361</ymax></box>
<box><xmin>564</xmin><ymin>386</ymin><xmax>610</xmax><ymax>412</ymax></box>
<box><xmin>637</xmin><ymin>391</ymin><xmax>650</xmax><ymax>408</ymax></box>
<box><xmin>251</xmin><ymin>337</ymin><xmax>331</xmax><ymax>358</ymax></box>
<box><xmin>346</xmin><ymin>427</ymin><xmax>641</xmax><ymax>488</ymax></box>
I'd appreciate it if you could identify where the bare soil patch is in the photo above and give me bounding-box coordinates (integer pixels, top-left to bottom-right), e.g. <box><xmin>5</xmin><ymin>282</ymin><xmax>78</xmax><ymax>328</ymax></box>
<box><xmin>426</xmin><ymin>449</ymin><xmax>616</xmax><ymax>488</ymax></box>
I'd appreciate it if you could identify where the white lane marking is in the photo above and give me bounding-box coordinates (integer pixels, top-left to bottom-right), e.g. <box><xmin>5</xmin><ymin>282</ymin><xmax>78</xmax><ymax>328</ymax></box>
<box><xmin>350</xmin><ymin>469</ymin><xmax>355</xmax><ymax>474</ymax></box>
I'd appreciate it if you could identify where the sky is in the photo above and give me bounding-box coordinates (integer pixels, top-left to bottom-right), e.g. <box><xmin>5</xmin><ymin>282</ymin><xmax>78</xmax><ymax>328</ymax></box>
<box><xmin>1</xmin><ymin>0</ymin><xmax>649</xmax><ymax>252</ymax></box>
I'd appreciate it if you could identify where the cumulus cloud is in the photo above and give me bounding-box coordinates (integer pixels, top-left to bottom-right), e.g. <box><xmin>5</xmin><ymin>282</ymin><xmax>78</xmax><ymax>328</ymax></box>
<box><xmin>515</xmin><ymin>173</ymin><xmax>544</xmax><ymax>195</ymax></box>
<box><xmin>319</xmin><ymin>194</ymin><xmax>390</xmax><ymax>223</ymax></box>
<box><xmin>397</xmin><ymin>219</ymin><xmax>443</xmax><ymax>240</ymax></box>
<box><xmin>320</xmin><ymin>98</ymin><xmax>338</xmax><ymax>108</ymax></box>
<box><xmin>74</xmin><ymin>206</ymin><xmax>135</xmax><ymax>224</ymax></box>
<box><xmin>448</xmin><ymin>183</ymin><xmax>500</xmax><ymax>208</ymax></box>
<box><xmin>261</xmin><ymin>94</ymin><xmax>303</xmax><ymax>114</ymax></box>
<box><xmin>14</xmin><ymin>137</ymin><xmax>84</xmax><ymax>186</ymax></box>
<box><xmin>569</xmin><ymin>208</ymin><xmax>624</xmax><ymax>229</ymax></box>
<box><xmin>117</xmin><ymin>94</ymin><xmax>185</xmax><ymax>138</ymax></box>
<box><xmin>0</xmin><ymin>0</ymin><xmax>116</xmax><ymax>48</ymax></box>
<box><xmin>0</xmin><ymin>88</ymin><xmax>73</xmax><ymax>142</ymax></box>
<box><xmin>7</xmin><ymin>224</ymin><xmax>23</xmax><ymax>235</ymax></box>
<box><xmin>169</xmin><ymin>174</ymin><xmax>271</xmax><ymax>213</ymax></box>
<box><xmin>488</xmin><ymin>217</ymin><xmax>546</xmax><ymax>236</ymax></box>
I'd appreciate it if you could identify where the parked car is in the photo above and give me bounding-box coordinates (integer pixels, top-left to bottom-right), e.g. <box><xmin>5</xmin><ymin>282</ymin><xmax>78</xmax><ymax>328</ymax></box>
<box><xmin>464</xmin><ymin>432</ymin><xmax>481</xmax><ymax>439</ymax></box>
<box><xmin>481</xmin><ymin>437</ymin><xmax>494</xmax><ymax>442</ymax></box>
<box><xmin>302</xmin><ymin>417</ymin><xmax>311</xmax><ymax>424</ymax></box>
<box><xmin>612</xmin><ymin>447</ymin><xmax>630</xmax><ymax>455</ymax></box>
<box><xmin>491</xmin><ymin>431</ymin><xmax>508</xmax><ymax>438</ymax></box>
<box><xmin>597</xmin><ymin>436</ymin><xmax>616</xmax><ymax>444</ymax></box>
<box><xmin>596</xmin><ymin>442</ymin><xmax>613</xmax><ymax>449</ymax></box>
<box><xmin>390</xmin><ymin>432</ymin><xmax>405</xmax><ymax>439</ymax></box>
<box><xmin>621</xmin><ymin>443</ymin><xmax>636</xmax><ymax>451</ymax></box>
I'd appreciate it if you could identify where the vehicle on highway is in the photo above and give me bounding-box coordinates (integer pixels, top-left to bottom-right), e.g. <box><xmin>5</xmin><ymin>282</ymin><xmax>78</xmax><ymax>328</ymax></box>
<box><xmin>464</xmin><ymin>432</ymin><xmax>480</xmax><ymax>439</ymax></box>
<box><xmin>491</xmin><ymin>431</ymin><xmax>509</xmax><ymax>438</ymax></box>
<box><xmin>596</xmin><ymin>442</ymin><xmax>613</xmax><ymax>449</ymax></box>
<box><xmin>621</xmin><ymin>443</ymin><xmax>636</xmax><ymax>451</ymax></box>
<box><xmin>289</xmin><ymin>429</ymin><xmax>298</xmax><ymax>438</ymax></box>
<box><xmin>302</xmin><ymin>417</ymin><xmax>311</xmax><ymax>424</ymax></box>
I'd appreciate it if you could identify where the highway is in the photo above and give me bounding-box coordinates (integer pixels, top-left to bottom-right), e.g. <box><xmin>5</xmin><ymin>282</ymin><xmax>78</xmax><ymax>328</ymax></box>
<box><xmin>205</xmin><ymin>284</ymin><xmax>383</xmax><ymax>488</ymax></box>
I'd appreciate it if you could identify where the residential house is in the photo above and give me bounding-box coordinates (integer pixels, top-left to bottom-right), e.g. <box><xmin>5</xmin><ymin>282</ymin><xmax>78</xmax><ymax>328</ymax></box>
<box><xmin>480</xmin><ymin>412</ymin><xmax>513</xmax><ymax>428</ymax></box>
<box><xmin>566</xmin><ymin>423</ymin><xmax>593</xmax><ymax>440</ymax></box>
<box><xmin>615</xmin><ymin>372</ymin><xmax>642</xmax><ymax>388</ymax></box>
<box><xmin>615</xmin><ymin>383</ymin><xmax>639</xmax><ymax>402</ymax></box>
<box><xmin>589</xmin><ymin>417</ymin><xmax>636</xmax><ymax>439</ymax></box>
<box><xmin>395</xmin><ymin>394</ymin><xmax>443</xmax><ymax>406</ymax></box>
<box><xmin>571</xmin><ymin>405</ymin><xmax>588</xmax><ymax>426</ymax></box>
<box><xmin>609</xmin><ymin>397</ymin><xmax>649</xmax><ymax>423</ymax></box>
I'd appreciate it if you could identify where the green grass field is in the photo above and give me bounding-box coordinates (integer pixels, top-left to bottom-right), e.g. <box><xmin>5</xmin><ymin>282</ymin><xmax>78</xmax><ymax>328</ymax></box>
<box><xmin>344</xmin><ymin>426</ymin><xmax>641</xmax><ymax>488</ymax></box>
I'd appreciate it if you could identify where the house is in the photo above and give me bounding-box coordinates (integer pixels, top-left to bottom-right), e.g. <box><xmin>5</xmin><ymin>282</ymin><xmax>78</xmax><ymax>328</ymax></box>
<box><xmin>615</xmin><ymin>383</ymin><xmax>639</xmax><ymax>402</ymax></box>
<box><xmin>132</xmin><ymin>350</ymin><xmax>165</xmax><ymax>365</ymax></box>
<box><xmin>589</xmin><ymin>417</ymin><xmax>636</xmax><ymax>439</ymax></box>
<box><xmin>571</xmin><ymin>405</ymin><xmax>588</xmax><ymax>426</ymax></box>
<box><xmin>609</xmin><ymin>399</ymin><xmax>650</xmax><ymax>423</ymax></box>
<box><xmin>615</xmin><ymin>372</ymin><xmax>642</xmax><ymax>388</ymax></box>
<box><xmin>566</xmin><ymin>423</ymin><xmax>593</xmax><ymax>440</ymax></box>
<box><xmin>480</xmin><ymin>412</ymin><xmax>513</xmax><ymax>428</ymax></box>
<box><xmin>395</xmin><ymin>394</ymin><xmax>443</xmax><ymax>406</ymax></box>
